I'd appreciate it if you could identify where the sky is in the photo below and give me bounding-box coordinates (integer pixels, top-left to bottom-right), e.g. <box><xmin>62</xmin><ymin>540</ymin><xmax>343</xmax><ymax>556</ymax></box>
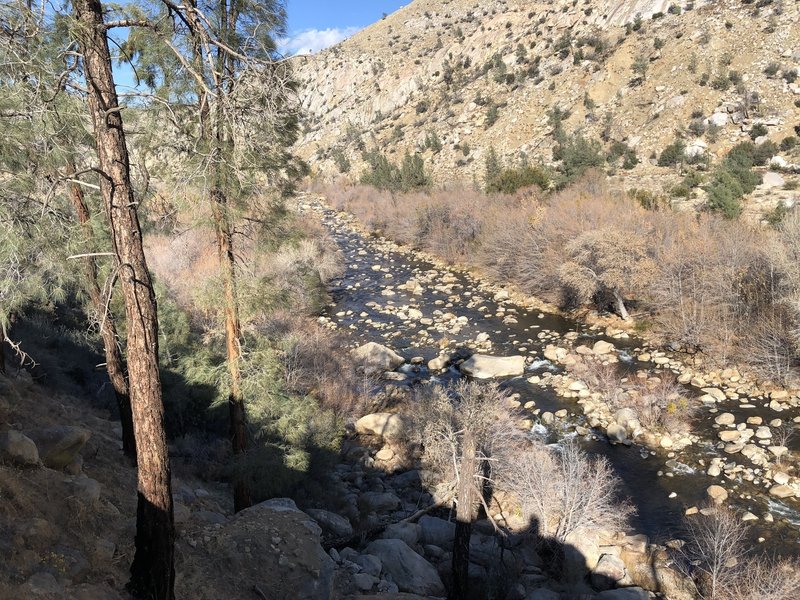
<box><xmin>280</xmin><ymin>0</ymin><xmax>408</xmax><ymax>55</ymax></box>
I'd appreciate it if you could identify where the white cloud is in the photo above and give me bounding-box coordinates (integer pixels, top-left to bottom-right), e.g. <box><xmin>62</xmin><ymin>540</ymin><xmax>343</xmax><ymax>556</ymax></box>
<box><xmin>279</xmin><ymin>27</ymin><xmax>361</xmax><ymax>56</ymax></box>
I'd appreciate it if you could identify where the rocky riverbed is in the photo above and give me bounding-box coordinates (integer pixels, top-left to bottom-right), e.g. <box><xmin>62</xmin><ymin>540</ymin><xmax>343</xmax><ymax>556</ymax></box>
<box><xmin>289</xmin><ymin>194</ymin><xmax>800</xmax><ymax>598</ymax></box>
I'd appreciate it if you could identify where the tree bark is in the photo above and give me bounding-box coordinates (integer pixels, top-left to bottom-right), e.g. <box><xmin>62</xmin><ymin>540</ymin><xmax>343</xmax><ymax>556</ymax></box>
<box><xmin>67</xmin><ymin>162</ymin><xmax>136</xmax><ymax>462</ymax></box>
<box><xmin>211</xmin><ymin>191</ymin><xmax>251</xmax><ymax>512</ymax></box>
<box><xmin>72</xmin><ymin>0</ymin><xmax>175</xmax><ymax>597</ymax></box>
<box><xmin>613</xmin><ymin>289</ymin><xmax>630</xmax><ymax>321</ymax></box>
<box><xmin>451</xmin><ymin>431</ymin><xmax>477</xmax><ymax>600</ymax></box>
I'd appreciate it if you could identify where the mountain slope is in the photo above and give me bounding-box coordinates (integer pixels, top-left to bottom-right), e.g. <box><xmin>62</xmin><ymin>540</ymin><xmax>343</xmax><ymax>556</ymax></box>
<box><xmin>293</xmin><ymin>0</ymin><xmax>800</xmax><ymax>215</ymax></box>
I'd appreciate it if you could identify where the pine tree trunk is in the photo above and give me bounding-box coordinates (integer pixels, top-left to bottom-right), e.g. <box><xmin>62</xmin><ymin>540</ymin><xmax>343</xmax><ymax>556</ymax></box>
<box><xmin>0</xmin><ymin>325</ymin><xmax>6</xmax><ymax>375</ymax></box>
<box><xmin>67</xmin><ymin>163</ymin><xmax>136</xmax><ymax>462</ymax></box>
<box><xmin>451</xmin><ymin>431</ymin><xmax>477</xmax><ymax>600</ymax></box>
<box><xmin>72</xmin><ymin>1</ymin><xmax>175</xmax><ymax>597</ymax></box>
<box><xmin>211</xmin><ymin>3</ymin><xmax>251</xmax><ymax>512</ymax></box>
<box><xmin>210</xmin><ymin>191</ymin><xmax>251</xmax><ymax>512</ymax></box>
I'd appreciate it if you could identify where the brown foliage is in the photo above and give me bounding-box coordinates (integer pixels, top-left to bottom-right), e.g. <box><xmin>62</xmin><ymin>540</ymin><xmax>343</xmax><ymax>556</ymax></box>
<box><xmin>314</xmin><ymin>176</ymin><xmax>800</xmax><ymax>384</ymax></box>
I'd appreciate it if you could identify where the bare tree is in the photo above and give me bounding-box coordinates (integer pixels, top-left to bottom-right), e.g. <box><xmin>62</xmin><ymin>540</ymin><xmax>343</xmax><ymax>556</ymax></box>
<box><xmin>501</xmin><ymin>440</ymin><xmax>632</xmax><ymax>544</ymax></box>
<box><xmin>679</xmin><ymin>505</ymin><xmax>748</xmax><ymax>600</ymax></box>
<box><xmin>729</xmin><ymin>557</ymin><xmax>800</xmax><ymax>600</ymax></box>
<box><xmin>558</xmin><ymin>227</ymin><xmax>656</xmax><ymax>320</ymax></box>
<box><xmin>411</xmin><ymin>381</ymin><xmax>521</xmax><ymax>600</ymax></box>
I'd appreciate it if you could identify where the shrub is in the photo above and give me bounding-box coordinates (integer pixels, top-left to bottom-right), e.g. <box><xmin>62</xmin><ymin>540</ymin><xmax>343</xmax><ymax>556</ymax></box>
<box><xmin>705</xmin><ymin>170</ymin><xmax>744</xmax><ymax>218</ymax></box>
<box><xmin>658</xmin><ymin>139</ymin><xmax>686</xmax><ymax>167</ymax></box>
<box><xmin>486</xmin><ymin>165</ymin><xmax>551</xmax><ymax>194</ymax></box>
<box><xmin>554</xmin><ymin>133</ymin><xmax>604</xmax><ymax>185</ymax></box>
<box><xmin>331</xmin><ymin>147</ymin><xmax>351</xmax><ymax>173</ymax></box>
<box><xmin>780</xmin><ymin>136</ymin><xmax>797</xmax><ymax>152</ymax></box>
<box><xmin>764</xmin><ymin>62</ymin><xmax>780</xmax><ymax>77</ymax></box>
<box><xmin>750</xmin><ymin>123</ymin><xmax>768</xmax><ymax>140</ymax></box>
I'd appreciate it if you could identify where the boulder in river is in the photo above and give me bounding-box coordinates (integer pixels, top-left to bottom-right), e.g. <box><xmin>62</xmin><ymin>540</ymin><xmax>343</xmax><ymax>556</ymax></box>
<box><xmin>352</xmin><ymin>342</ymin><xmax>405</xmax><ymax>375</ymax></box>
<box><xmin>459</xmin><ymin>354</ymin><xmax>525</xmax><ymax>379</ymax></box>
<box><xmin>706</xmin><ymin>485</ymin><xmax>728</xmax><ymax>505</ymax></box>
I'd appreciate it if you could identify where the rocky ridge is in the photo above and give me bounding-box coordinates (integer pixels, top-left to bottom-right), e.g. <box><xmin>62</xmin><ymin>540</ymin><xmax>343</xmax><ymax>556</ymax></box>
<box><xmin>294</xmin><ymin>0</ymin><xmax>800</xmax><ymax>217</ymax></box>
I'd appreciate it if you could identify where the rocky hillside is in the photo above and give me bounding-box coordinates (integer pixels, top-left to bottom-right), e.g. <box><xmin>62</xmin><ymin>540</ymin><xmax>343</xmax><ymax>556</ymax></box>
<box><xmin>293</xmin><ymin>0</ymin><xmax>800</xmax><ymax>215</ymax></box>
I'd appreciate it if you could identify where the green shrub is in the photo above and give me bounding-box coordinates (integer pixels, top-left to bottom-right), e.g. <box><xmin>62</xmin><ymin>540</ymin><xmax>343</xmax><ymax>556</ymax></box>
<box><xmin>486</xmin><ymin>165</ymin><xmax>551</xmax><ymax>194</ymax></box>
<box><xmin>705</xmin><ymin>170</ymin><xmax>744</xmax><ymax>218</ymax></box>
<box><xmin>554</xmin><ymin>133</ymin><xmax>604</xmax><ymax>184</ymax></box>
<box><xmin>750</xmin><ymin>123</ymin><xmax>768</xmax><ymax>140</ymax></box>
<box><xmin>331</xmin><ymin>147</ymin><xmax>351</xmax><ymax>173</ymax></box>
<box><xmin>360</xmin><ymin>150</ymin><xmax>431</xmax><ymax>192</ymax></box>
<box><xmin>424</xmin><ymin>131</ymin><xmax>443</xmax><ymax>153</ymax></box>
<box><xmin>780</xmin><ymin>136</ymin><xmax>797</xmax><ymax>152</ymax></box>
<box><xmin>764</xmin><ymin>62</ymin><xmax>780</xmax><ymax>77</ymax></box>
<box><xmin>658</xmin><ymin>139</ymin><xmax>686</xmax><ymax>167</ymax></box>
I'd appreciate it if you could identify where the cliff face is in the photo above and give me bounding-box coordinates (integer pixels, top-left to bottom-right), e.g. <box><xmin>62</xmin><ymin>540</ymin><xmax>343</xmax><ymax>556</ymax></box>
<box><xmin>293</xmin><ymin>0</ymin><xmax>799</xmax><ymax>207</ymax></box>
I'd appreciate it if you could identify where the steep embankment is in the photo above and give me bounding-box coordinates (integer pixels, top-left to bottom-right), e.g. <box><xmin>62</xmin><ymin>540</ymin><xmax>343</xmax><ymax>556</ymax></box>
<box><xmin>294</xmin><ymin>0</ymin><xmax>800</xmax><ymax>216</ymax></box>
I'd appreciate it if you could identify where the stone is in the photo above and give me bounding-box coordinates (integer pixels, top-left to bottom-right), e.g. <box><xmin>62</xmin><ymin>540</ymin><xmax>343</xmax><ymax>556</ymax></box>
<box><xmin>353</xmin><ymin>573</ymin><xmax>377</xmax><ymax>591</ymax></box>
<box><xmin>72</xmin><ymin>476</ymin><xmax>102</xmax><ymax>505</ymax></box>
<box><xmin>353</xmin><ymin>554</ymin><xmax>382</xmax><ymax>577</ymax></box>
<box><xmin>352</xmin><ymin>342</ymin><xmax>405</xmax><ymax>375</ymax></box>
<box><xmin>770</xmin><ymin>156</ymin><xmax>789</xmax><ymax>169</ymax></box>
<box><xmin>177</xmin><ymin>498</ymin><xmax>335</xmax><ymax>599</ymax></box>
<box><xmin>359</xmin><ymin>492</ymin><xmax>401</xmax><ymax>514</ymax></box>
<box><xmin>593</xmin><ymin>340</ymin><xmax>615</xmax><ymax>355</ymax></box>
<box><xmin>769</xmin><ymin>484</ymin><xmax>795</xmax><ymax>499</ymax></box>
<box><xmin>381</xmin><ymin>522</ymin><xmax>420</xmax><ymax>547</ymax></box>
<box><xmin>0</xmin><ymin>430</ymin><xmax>40</xmax><ymax>467</ymax></box>
<box><xmin>709</xmin><ymin>112</ymin><xmax>729</xmax><ymax>127</ymax></box>
<box><xmin>762</xmin><ymin>172</ymin><xmax>785</xmax><ymax>188</ymax></box>
<box><xmin>714</xmin><ymin>413</ymin><xmax>735</xmax><ymax>425</ymax></box>
<box><xmin>592</xmin><ymin>554</ymin><xmax>627</xmax><ymax>590</ymax></box>
<box><xmin>718</xmin><ymin>430</ymin><xmax>741</xmax><ymax>442</ymax></box>
<box><xmin>459</xmin><ymin>354</ymin><xmax>525</xmax><ymax>379</ymax></box>
<box><xmin>685</xmin><ymin>139</ymin><xmax>707</xmax><ymax>158</ymax></box>
<box><xmin>701</xmin><ymin>388</ymin><xmax>726</xmax><ymax>402</ymax></box>
<box><xmin>375</xmin><ymin>446</ymin><xmax>395</xmax><ymax>461</ymax></box>
<box><xmin>306</xmin><ymin>509</ymin><xmax>354</xmax><ymax>539</ymax></box>
<box><xmin>427</xmin><ymin>356</ymin><xmax>448</xmax><ymax>371</ymax></box>
<box><xmin>706</xmin><ymin>485</ymin><xmax>728</xmax><ymax>505</ymax></box>
<box><xmin>418</xmin><ymin>515</ymin><xmax>455</xmax><ymax>547</ymax></box>
<box><xmin>355</xmin><ymin>413</ymin><xmax>407</xmax><ymax>441</ymax></box>
<box><xmin>606</xmin><ymin>423</ymin><xmax>628</xmax><ymax>444</ymax></box>
<box><xmin>364</xmin><ymin>539</ymin><xmax>445</xmax><ymax>596</ymax></box>
<box><xmin>24</xmin><ymin>426</ymin><xmax>90</xmax><ymax>469</ymax></box>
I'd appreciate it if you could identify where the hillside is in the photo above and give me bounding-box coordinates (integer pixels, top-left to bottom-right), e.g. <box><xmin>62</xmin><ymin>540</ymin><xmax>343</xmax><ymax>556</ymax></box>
<box><xmin>293</xmin><ymin>0</ymin><xmax>800</xmax><ymax>217</ymax></box>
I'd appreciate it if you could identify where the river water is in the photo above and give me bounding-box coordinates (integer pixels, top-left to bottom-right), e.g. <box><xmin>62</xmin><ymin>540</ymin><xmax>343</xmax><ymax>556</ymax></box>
<box><xmin>304</xmin><ymin>197</ymin><xmax>800</xmax><ymax>556</ymax></box>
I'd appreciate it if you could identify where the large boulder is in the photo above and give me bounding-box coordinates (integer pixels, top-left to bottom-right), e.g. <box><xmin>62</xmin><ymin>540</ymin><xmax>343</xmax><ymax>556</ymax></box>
<box><xmin>459</xmin><ymin>354</ymin><xmax>525</xmax><ymax>379</ymax></box>
<box><xmin>418</xmin><ymin>515</ymin><xmax>456</xmax><ymax>547</ymax></box>
<box><xmin>305</xmin><ymin>508</ymin><xmax>353</xmax><ymax>539</ymax></box>
<box><xmin>0</xmin><ymin>430</ymin><xmax>40</xmax><ymax>467</ymax></box>
<box><xmin>352</xmin><ymin>342</ymin><xmax>405</xmax><ymax>375</ymax></box>
<box><xmin>365</xmin><ymin>539</ymin><xmax>445</xmax><ymax>596</ymax></box>
<box><xmin>176</xmin><ymin>498</ymin><xmax>335</xmax><ymax>599</ymax></box>
<box><xmin>359</xmin><ymin>491</ymin><xmax>402</xmax><ymax>514</ymax></box>
<box><xmin>592</xmin><ymin>554</ymin><xmax>627</xmax><ymax>590</ymax></box>
<box><xmin>24</xmin><ymin>426</ymin><xmax>91</xmax><ymax>469</ymax></box>
<box><xmin>355</xmin><ymin>413</ymin><xmax>408</xmax><ymax>441</ymax></box>
<box><xmin>706</xmin><ymin>485</ymin><xmax>728</xmax><ymax>505</ymax></box>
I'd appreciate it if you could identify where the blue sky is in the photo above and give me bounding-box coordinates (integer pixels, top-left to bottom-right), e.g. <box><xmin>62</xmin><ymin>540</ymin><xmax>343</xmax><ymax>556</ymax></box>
<box><xmin>280</xmin><ymin>0</ymin><xmax>408</xmax><ymax>55</ymax></box>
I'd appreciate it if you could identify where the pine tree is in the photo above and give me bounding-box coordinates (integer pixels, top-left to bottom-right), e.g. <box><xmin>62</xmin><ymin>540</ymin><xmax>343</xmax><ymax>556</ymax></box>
<box><xmin>122</xmin><ymin>0</ymin><xmax>304</xmax><ymax>511</ymax></box>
